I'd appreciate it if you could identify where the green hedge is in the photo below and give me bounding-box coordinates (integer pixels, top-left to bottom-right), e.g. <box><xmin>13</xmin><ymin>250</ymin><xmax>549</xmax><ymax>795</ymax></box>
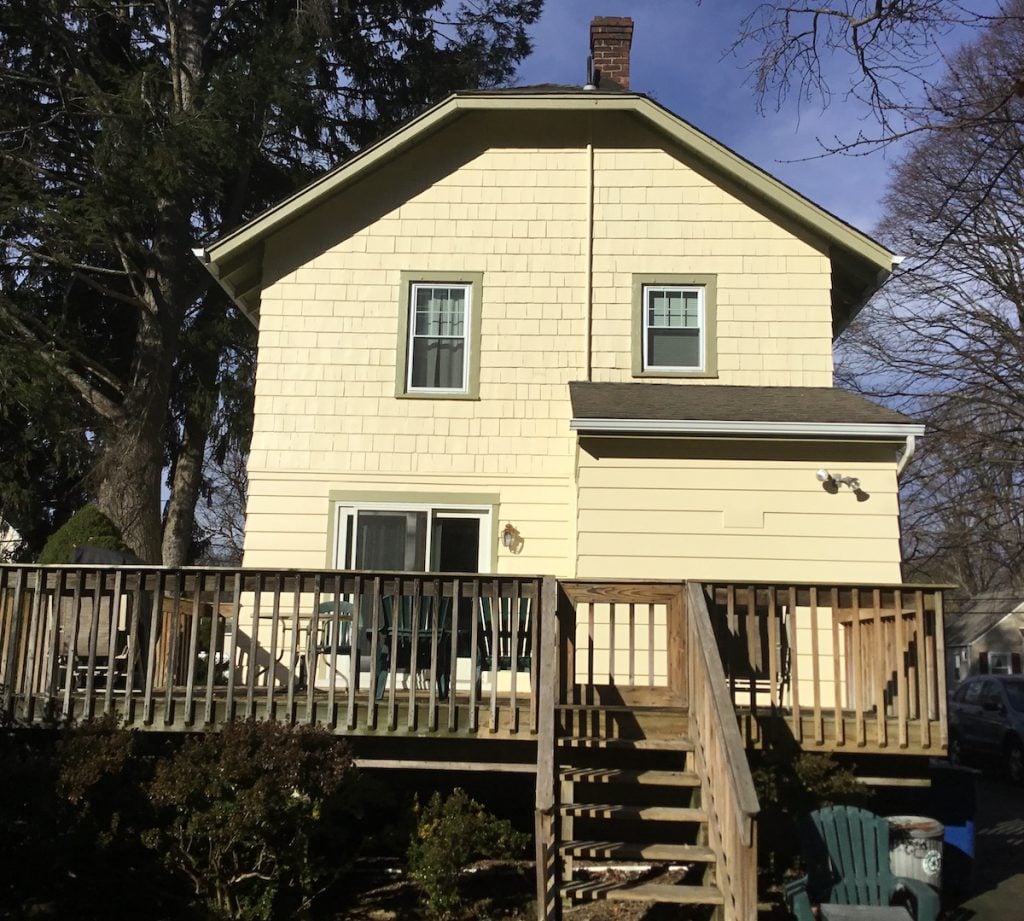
<box><xmin>38</xmin><ymin>505</ymin><xmax>129</xmax><ymax>564</ymax></box>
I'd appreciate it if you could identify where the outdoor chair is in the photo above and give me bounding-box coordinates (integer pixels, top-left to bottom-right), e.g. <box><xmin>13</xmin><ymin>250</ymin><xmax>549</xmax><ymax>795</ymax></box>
<box><xmin>785</xmin><ymin>805</ymin><xmax>940</xmax><ymax>921</ymax></box>
<box><xmin>308</xmin><ymin>600</ymin><xmax>359</xmax><ymax>689</ymax></box>
<box><xmin>375</xmin><ymin>594</ymin><xmax>452</xmax><ymax>700</ymax></box>
<box><xmin>475</xmin><ymin>594</ymin><xmax>532</xmax><ymax>694</ymax></box>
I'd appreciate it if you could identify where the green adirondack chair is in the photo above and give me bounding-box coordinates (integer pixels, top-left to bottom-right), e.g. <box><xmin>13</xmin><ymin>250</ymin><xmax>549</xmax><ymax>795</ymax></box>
<box><xmin>786</xmin><ymin>806</ymin><xmax>940</xmax><ymax>921</ymax></box>
<box><xmin>375</xmin><ymin>594</ymin><xmax>452</xmax><ymax>700</ymax></box>
<box><xmin>475</xmin><ymin>594</ymin><xmax>532</xmax><ymax>693</ymax></box>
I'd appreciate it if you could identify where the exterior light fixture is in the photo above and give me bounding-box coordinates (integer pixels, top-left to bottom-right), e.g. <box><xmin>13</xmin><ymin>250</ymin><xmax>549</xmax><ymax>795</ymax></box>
<box><xmin>816</xmin><ymin>469</ymin><xmax>864</xmax><ymax>496</ymax></box>
<box><xmin>501</xmin><ymin>523</ymin><xmax>520</xmax><ymax>551</ymax></box>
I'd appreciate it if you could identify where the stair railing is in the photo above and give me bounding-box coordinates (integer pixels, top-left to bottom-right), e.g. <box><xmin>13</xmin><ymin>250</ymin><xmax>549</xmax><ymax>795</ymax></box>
<box><xmin>686</xmin><ymin>581</ymin><xmax>760</xmax><ymax>921</ymax></box>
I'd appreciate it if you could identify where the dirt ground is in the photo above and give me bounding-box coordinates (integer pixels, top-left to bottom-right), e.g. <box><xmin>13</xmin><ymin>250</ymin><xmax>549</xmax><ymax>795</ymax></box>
<box><xmin>334</xmin><ymin>862</ymin><xmax>717</xmax><ymax>921</ymax></box>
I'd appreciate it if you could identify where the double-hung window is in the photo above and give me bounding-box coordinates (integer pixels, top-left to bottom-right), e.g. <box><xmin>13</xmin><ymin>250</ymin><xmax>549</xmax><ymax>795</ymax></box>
<box><xmin>631</xmin><ymin>273</ymin><xmax>717</xmax><ymax>377</ymax></box>
<box><xmin>397</xmin><ymin>271</ymin><xmax>483</xmax><ymax>398</ymax></box>
<box><xmin>409</xmin><ymin>283</ymin><xmax>469</xmax><ymax>392</ymax></box>
<box><xmin>644</xmin><ymin>285</ymin><xmax>703</xmax><ymax>371</ymax></box>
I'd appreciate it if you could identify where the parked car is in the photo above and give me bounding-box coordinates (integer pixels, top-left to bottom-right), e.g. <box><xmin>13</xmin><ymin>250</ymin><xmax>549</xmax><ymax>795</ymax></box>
<box><xmin>948</xmin><ymin>675</ymin><xmax>1024</xmax><ymax>783</ymax></box>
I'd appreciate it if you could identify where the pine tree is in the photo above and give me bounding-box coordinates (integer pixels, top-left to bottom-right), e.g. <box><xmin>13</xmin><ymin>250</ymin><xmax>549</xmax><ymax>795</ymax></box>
<box><xmin>0</xmin><ymin>0</ymin><xmax>542</xmax><ymax>561</ymax></box>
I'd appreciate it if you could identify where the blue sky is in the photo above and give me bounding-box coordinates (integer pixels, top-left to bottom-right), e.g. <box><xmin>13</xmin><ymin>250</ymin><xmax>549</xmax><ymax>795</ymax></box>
<box><xmin>513</xmin><ymin>1</ymin><xmax>973</xmax><ymax>239</ymax></box>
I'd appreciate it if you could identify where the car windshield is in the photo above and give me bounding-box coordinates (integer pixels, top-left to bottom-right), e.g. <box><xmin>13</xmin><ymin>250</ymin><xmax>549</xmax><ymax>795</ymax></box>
<box><xmin>1003</xmin><ymin>680</ymin><xmax>1024</xmax><ymax>712</ymax></box>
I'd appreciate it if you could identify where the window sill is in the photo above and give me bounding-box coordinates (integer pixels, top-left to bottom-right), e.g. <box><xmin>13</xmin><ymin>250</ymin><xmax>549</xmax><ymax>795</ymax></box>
<box><xmin>396</xmin><ymin>390</ymin><xmax>481</xmax><ymax>401</ymax></box>
<box><xmin>632</xmin><ymin>369</ymin><xmax>719</xmax><ymax>380</ymax></box>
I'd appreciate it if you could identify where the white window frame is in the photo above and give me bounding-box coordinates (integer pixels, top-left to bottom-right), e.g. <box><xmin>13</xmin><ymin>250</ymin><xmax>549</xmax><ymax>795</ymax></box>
<box><xmin>642</xmin><ymin>284</ymin><xmax>705</xmax><ymax>372</ymax></box>
<box><xmin>333</xmin><ymin>502</ymin><xmax>491</xmax><ymax>573</ymax></box>
<box><xmin>406</xmin><ymin>282</ymin><xmax>471</xmax><ymax>394</ymax></box>
<box><xmin>988</xmin><ymin>651</ymin><xmax>1013</xmax><ymax>675</ymax></box>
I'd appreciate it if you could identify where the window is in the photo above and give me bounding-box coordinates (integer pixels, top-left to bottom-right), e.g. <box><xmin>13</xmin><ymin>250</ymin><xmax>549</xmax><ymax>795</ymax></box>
<box><xmin>409</xmin><ymin>284</ymin><xmax>469</xmax><ymax>391</ymax></box>
<box><xmin>396</xmin><ymin>271</ymin><xmax>483</xmax><ymax>399</ymax></box>
<box><xmin>988</xmin><ymin>652</ymin><xmax>1013</xmax><ymax>675</ymax></box>
<box><xmin>331</xmin><ymin>499</ymin><xmax>493</xmax><ymax>573</ymax></box>
<box><xmin>644</xmin><ymin>285</ymin><xmax>703</xmax><ymax>370</ymax></box>
<box><xmin>631</xmin><ymin>273</ymin><xmax>717</xmax><ymax>377</ymax></box>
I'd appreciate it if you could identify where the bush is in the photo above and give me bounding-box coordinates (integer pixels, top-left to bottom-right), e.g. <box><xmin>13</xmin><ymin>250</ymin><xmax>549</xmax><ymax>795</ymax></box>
<box><xmin>407</xmin><ymin>788</ymin><xmax>529</xmax><ymax>920</ymax></box>
<box><xmin>753</xmin><ymin>749</ymin><xmax>872</xmax><ymax>882</ymax></box>
<box><xmin>38</xmin><ymin>504</ymin><xmax>129</xmax><ymax>564</ymax></box>
<box><xmin>143</xmin><ymin>720</ymin><xmax>354</xmax><ymax>921</ymax></box>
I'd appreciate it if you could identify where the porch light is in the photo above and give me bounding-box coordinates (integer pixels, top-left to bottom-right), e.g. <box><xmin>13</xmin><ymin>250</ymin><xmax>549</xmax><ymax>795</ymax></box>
<box><xmin>501</xmin><ymin>523</ymin><xmax>519</xmax><ymax>551</ymax></box>
<box><xmin>816</xmin><ymin>469</ymin><xmax>863</xmax><ymax>494</ymax></box>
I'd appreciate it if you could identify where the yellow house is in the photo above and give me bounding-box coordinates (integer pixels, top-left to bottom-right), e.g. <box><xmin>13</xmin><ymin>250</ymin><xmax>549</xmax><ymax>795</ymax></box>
<box><xmin>197</xmin><ymin>82</ymin><xmax>919</xmax><ymax>592</ymax></box>
<box><xmin>0</xmin><ymin>19</ymin><xmax>945</xmax><ymax>921</ymax></box>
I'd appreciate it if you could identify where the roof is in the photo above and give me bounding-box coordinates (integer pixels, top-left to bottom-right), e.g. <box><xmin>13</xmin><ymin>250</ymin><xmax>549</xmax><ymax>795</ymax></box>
<box><xmin>945</xmin><ymin>589</ymin><xmax>1024</xmax><ymax>647</ymax></box>
<box><xmin>196</xmin><ymin>89</ymin><xmax>895</xmax><ymax>326</ymax></box>
<box><xmin>568</xmin><ymin>382</ymin><xmax>922</xmax><ymax>439</ymax></box>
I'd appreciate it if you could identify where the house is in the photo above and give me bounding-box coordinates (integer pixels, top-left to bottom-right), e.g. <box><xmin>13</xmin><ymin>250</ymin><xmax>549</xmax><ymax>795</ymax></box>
<box><xmin>0</xmin><ymin>18</ymin><xmax>946</xmax><ymax>921</ymax></box>
<box><xmin>198</xmin><ymin>20</ymin><xmax>919</xmax><ymax>589</ymax></box>
<box><xmin>946</xmin><ymin>588</ymin><xmax>1024</xmax><ymax>682</ymax></box>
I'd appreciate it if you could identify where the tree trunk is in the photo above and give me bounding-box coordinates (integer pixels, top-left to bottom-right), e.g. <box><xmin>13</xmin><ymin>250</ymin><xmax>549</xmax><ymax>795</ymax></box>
<box><xmin>162</xmin><ymin>403</ymin><xmax>210</xmax><ymax>567</ymax></box>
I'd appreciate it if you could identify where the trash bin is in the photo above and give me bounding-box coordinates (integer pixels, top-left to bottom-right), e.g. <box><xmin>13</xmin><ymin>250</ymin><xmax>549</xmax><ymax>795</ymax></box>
<box><xmin>887</xmin><ymin>815</ymin><xmax>944</xmax><ymax>891</ymax></box>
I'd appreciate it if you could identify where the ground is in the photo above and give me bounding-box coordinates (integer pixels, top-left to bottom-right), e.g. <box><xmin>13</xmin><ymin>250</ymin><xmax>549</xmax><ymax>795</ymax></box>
<box><xmin>334</xmin><ymin>772</ymin><xmax>1024</xmax><ymax>921</ymax></box>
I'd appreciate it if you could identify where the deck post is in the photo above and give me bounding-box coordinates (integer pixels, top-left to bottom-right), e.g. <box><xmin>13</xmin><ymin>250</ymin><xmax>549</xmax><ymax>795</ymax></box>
<box><xmin>534</xmin><ymin>575</ymin><xmax>560</xmax><ymax>921</ymax></box>
<box><xmin>2</xmin><ymin>568</ymin><xmax>27</xmax><ymax>718</ymax></box>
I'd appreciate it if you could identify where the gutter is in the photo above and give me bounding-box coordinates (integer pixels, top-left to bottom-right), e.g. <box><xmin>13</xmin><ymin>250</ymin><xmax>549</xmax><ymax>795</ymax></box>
<box><xmin>569</xmin><ymin>418</ymin><xmax>927</xmax><ymax>439</ymax></box>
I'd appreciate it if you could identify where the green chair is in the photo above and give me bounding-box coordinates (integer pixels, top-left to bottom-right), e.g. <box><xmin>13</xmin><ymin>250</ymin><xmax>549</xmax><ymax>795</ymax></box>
<box><xmin>786</xmin><ymin>805</ymin><xmax>940</xmax><ymax>921</ymax></box>
<box><xmin>475</xmin><ymin>595</ymin><xmax>532</xmax><ymax>693</ymax></box>
<box><xmin>375</xmin><ymin>595</ymin><xmax>452</xmax><ymax>700</ymax></box>
<box><xmin>309</xmin><ymin>600</ymin><xmax>359</xmax><ymax>688</ymax></box>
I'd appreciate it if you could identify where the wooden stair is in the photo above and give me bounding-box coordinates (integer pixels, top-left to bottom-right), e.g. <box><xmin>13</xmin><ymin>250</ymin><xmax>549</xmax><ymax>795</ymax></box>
<box><xmin>553</xmin><ymin>703</ymin><xmax>724</xmax><ymax>914</ymax></box>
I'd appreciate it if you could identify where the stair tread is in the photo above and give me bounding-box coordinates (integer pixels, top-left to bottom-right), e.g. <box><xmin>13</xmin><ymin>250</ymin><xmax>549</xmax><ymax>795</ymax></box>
<box><xmin>559</xmin><ymin>802</ymin><xmax>707</xmax><ymax>822</ymax></box>
<box><xmin>559</xmin><ymin>840</ymin><xmax>715</xmax><ymax>861</ymax></box>
<box><xmin>559</xmin><ymin>767</ymin><xmax>700</xmax><ymax>786</ymax></box>
<box><xmin>562</xmin><ymin>879</ymin><xmax>724</xmax><ymax>905</ymax></box>
<box><xmin>558</xmin><ymin>736</ymin><xmax>693</xmax><ymax>751</ymax></box>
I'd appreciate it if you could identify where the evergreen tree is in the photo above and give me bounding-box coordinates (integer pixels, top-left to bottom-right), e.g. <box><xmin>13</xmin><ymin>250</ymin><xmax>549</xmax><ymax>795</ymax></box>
<box><xmin>0</xmin><ymin>0</ymin><xmax>542</xmax><ymax>562</ymax></box>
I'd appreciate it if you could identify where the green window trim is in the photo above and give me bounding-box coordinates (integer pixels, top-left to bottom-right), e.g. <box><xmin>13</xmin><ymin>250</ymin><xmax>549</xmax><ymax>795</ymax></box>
<box><xmin>395</xmin><ymin>270</ymin><xmax>483</xmax><ymax>399</ymax></box>
<box><xmin>631</xmin><ymin>273</ymin><xmax>718</xmax><ymax>379</ymax></box>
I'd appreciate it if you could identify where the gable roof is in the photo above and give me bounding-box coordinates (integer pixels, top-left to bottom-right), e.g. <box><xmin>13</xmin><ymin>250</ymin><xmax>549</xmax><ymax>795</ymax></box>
<box><xmin>945</xmin><ymin>589</ymin><xmax>1024</xmax><ymax>647</ymax></box>
<box><xmin>569</xmin><ymin>382</ymin><xmax>923</xmax><ymax>439</ymax></box>
<box><xmin>196</xmin><ymin>89</ymin><xmax>895</xmax><ymax>326</ymax></box>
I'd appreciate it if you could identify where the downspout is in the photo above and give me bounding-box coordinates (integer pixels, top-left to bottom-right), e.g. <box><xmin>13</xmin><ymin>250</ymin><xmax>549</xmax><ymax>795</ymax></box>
<box><xmin>585</xmin><ymin>134</ymin><xmax>594</xmax><ymax>381</ymax></box>
<box><xmin>896</xmin><ymin>433</ymin><xmax>916</xmax><ymax>478</ymax></box>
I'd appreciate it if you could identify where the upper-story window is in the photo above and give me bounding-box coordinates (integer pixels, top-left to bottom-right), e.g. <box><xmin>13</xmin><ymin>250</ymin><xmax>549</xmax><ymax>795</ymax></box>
<box><xmin>408</xmin><ymin>283</ymin><xmax>470</xmax><ymax>392</ymax></box>
<box><xmin>396</xmin><ymin>271</ymin><xmax>483</xmax><ymax>400</ymax></box>
<box><xmin>644</xmin><ymin>285</ymin><xmax>703</xmax><ymax>371</ymax></box>
<box><xmin>631</xmin><ymin>273</ymin><xmax>718</xmax><ymax>378</ymax></box>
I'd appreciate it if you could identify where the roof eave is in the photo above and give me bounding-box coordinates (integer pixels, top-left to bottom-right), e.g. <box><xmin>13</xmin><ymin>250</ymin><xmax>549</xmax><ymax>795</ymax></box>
<box><xmin>198</xmin><ymin>91</ymin><xmax>896</xmax><ymax>320</ymax></box>
<box><xmin>569</xmin><ymin>418</ymin><xmax>926</xmax><ymax>439</ymax></box>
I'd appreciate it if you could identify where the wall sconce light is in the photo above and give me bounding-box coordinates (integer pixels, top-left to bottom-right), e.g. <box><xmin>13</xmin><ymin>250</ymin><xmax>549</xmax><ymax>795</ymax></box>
<box><xmin>816</xmin><ymin>469</ymin><xmax>869</xmax><ymax>501</ymax></box>
<box><xmin>501</xmin><ymin>523</ymin><xmax>520</xmax><ymax>551</ymax></box>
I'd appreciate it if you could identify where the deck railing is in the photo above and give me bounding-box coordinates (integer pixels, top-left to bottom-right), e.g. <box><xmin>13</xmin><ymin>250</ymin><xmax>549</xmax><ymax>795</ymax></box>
<box><xmin>703</xmin><ymin>582</ymin><xmax>948</xmax><ymax>751</ymax></box>
<box><xmin>687</xmin><ymin>583</ymin><xmax>759</xmax><ymax>921</ymax></box>
<box><xmin>0</xmin><ymin>565</ymin><xmax>544</xmax><ymax>737</ymax></box>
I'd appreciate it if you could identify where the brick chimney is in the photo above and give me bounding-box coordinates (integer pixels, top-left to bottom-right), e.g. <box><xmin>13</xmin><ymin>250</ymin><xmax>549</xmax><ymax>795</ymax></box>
<box><xmin>590</xmin><ymin>16</ymin><xmax>634</xmax><ymax>90</ymax></box>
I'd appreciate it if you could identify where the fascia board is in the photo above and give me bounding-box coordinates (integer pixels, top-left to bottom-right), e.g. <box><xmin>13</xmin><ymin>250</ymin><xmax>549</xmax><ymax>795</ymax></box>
<box><xmin>569</xmin><ymin>418</ymin><xmax>926</xmax><ymax>439</ymax></box>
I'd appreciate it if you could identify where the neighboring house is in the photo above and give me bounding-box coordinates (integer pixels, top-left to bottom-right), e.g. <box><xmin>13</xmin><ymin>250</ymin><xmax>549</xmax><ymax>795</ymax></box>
<box><xmin>946</xmin><ymin>589</ymin><xmax>1024</xmax><ymax>682</ymax></box>
<box><xmin>198</xmin><ymin>23</ymin><xmax>922</xmax><ymax>589</ymax></box>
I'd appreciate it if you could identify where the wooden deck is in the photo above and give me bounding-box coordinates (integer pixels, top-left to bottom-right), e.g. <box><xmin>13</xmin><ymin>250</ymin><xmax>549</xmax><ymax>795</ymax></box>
<box><xmin>0</xmin><ymin>565</ymin><xmax>949</xmax><ymax>921</ymax></box>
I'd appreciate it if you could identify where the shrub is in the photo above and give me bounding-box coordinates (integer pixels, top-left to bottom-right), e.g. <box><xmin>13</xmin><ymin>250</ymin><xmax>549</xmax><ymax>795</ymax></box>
<box><xmin>143</xmin><ymin>720</ymin><xmax>354</xmax><ymax>921</ymax></box>
<box><xmin>38</xmin><ymin>504</ymin><xmax>129</xmax><ymax>564</ymax></box>
<box><xmin>753</xmin><ymin>749</ymin><xmax>872</xmax><ymax>882</ymax></box>
<box><xmin>407</xmin><ymin>788</ymin><xmax>529</xmax><ymax>920</ymax></box>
